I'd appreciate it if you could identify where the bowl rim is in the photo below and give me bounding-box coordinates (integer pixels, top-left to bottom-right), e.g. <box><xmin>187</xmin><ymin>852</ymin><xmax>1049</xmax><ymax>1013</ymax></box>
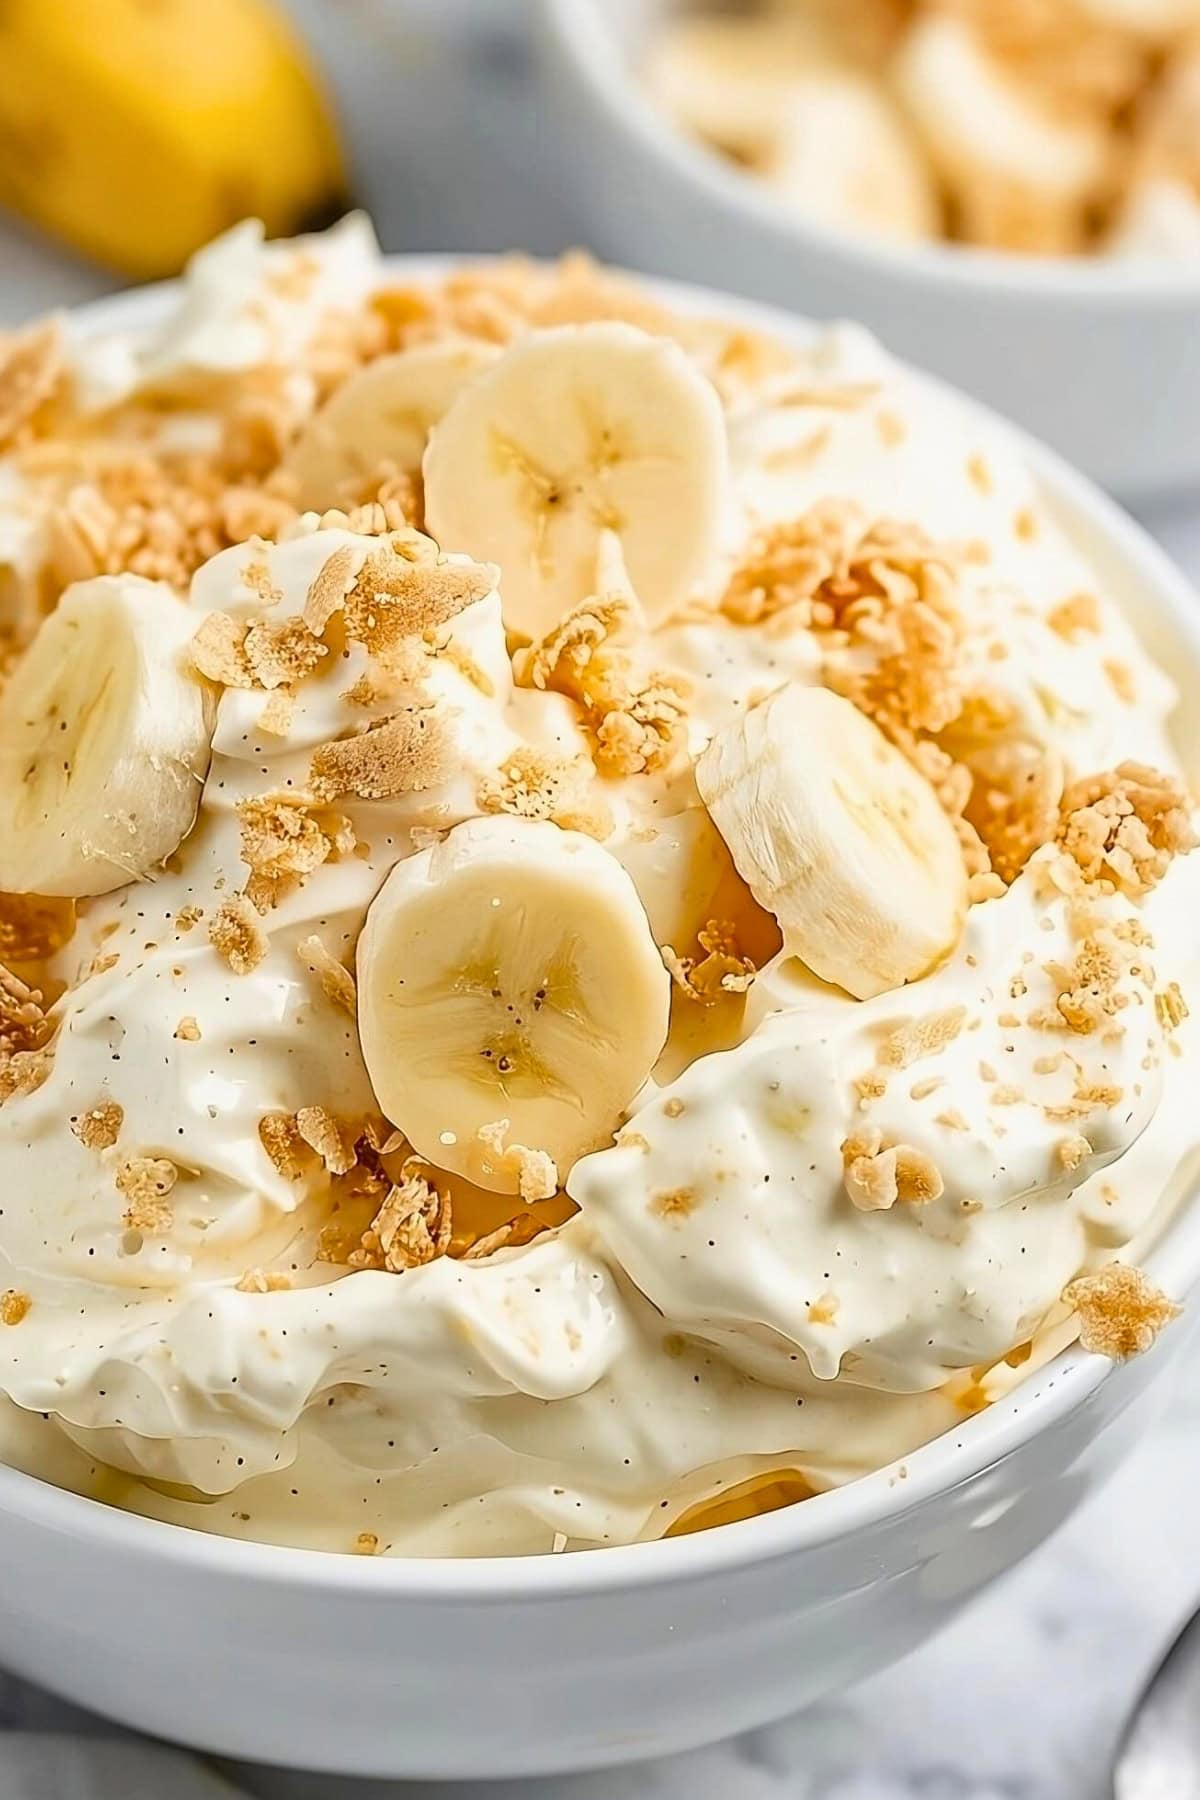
<box><xmin>3</xmin><ymin>252</ymin><xmax>1200</xmax><ymax>1599</ymax></box>
<box><xmin>539</xmin><ymin>0</ymin><xmax>1200</xmax><ymax>305</ymax></box>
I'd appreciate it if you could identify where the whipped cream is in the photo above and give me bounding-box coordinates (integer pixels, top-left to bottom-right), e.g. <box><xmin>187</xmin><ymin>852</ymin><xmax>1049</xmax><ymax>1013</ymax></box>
<box><xmin>0</xmin><ymin>228</ymin><xmax>1194</xmax><ymax>1556</ymax></box>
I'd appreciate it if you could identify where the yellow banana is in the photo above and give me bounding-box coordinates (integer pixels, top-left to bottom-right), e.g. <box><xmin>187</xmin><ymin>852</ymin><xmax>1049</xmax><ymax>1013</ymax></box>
<box><xmin>0</xmin><ymin>0</ymin><xmax>347</xmax><ymax>279</ymax></box>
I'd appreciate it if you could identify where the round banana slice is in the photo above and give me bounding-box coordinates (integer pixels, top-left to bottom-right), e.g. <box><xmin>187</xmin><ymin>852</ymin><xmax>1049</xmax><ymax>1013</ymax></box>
<box><xmin>357</xmin><ymin>814</ymin><xmax>671</xmax><ymax>1192</ymax></box>
<box><xmin>696</xmin><ymin>685</ymin><xmax>967</xmax><ymax>1000</ymax></box>
<box><xmin>422</xmin><ymin>322</ymin><xmax>729</xmax><ymax>640</ymax></box>
<box><xmin>0</xmin><ymin>575</ymin><xmax>214</xmax><ymax>898</ymax></box>
<box><xmin>281</xmin><ymin>338</ymin><xmax>499</xmax><ymax>510</ymax></box>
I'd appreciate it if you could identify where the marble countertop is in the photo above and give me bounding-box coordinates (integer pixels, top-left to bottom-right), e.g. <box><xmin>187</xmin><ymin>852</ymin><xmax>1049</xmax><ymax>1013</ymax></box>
<box><xmin>2</xmin><ymin>5</ymin><xmax>1199</xmax><ymax>1794</ymax></box>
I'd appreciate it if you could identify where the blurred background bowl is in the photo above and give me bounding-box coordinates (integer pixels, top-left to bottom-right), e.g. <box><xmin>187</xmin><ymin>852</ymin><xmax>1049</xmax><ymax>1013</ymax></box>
<box><xmin>538</xmin><ymin>0</ymin><xmax>1200</xmax><ymax>503</ymax></box>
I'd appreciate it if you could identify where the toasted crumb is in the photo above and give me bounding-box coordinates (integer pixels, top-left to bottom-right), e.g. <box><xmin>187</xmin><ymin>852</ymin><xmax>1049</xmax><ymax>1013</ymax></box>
<box><xmin>0</xmin><ymin>1290</ymin><xmax>31</xmax><ymax>1327</ymax></box>
<box><xmin>1057</xmin><ymin>763</ymin><xmax>1196</xmax><ymax>898</ymax></box>
<box><xmin>190</xmin><ymin>611</ymin><xmax>256</xmax><ymax>686</ymax></box>
<box><xmin>115</xmin><ymin>1156</ymin><xmax>177</xmax><ymax>1232</ymax></box>
<box><xmin>1156</xmin><ymin>983</ymin><xmax>1188</xmax><ymax>1032</ymax></box>
<box><xmin>842</xmin><ymin>1129</ymin><xmax>943</xmax><ymax>1210</ymax></box>
<box><xmin>0</xmin><ymin>964</ymin><xmax>54</xmax><ymax>1104</ymax></box>
<box><xmin>519</xmin><ymin>593</ymin><xmax>634</xmax><ymax>694</ymax></box>
<box><xmin>663</xmin><ymin>1098</ymin><xmax>686</xmax><ymax>1119</ymax></box>
<box><xmin>651</xmin><ymin>1187</ymin><xmax>699</xmax><ymax>1220</ymax></box>
<box><xmin>259</xmin><ymin>1111</ymin><xmax>316</xmax><ymax>1180</ymax></box>
<box><xmin>302</xmin><ymin>544</ymin><xmax>363</xmax><ymax>633</ymax></box>
<box><xmin>235</xmin><ymin>1269</ymin><xmax>293</xmax><ymax>1294</ymax></box>
<box><xmin>1046</xmin><ymin>593</ymin><xmax>1101</xmax><ymax>641</ymax></box>
<box><xmin>1045</xmin><ymin>930</ymin><xmax>1130</xmax><ymax>1036</ymax></box>
<box><xmin>807</xmin><ymin>1292</ymin><xmax>840</xmax><ymax>1325</ymax></box>
<box><xmin>173</xmin><ymin>1015</ymin><xmax>202</xmax><ymax>1041</ymax></box>
<box><xmin>663</xmin><ymin>920</ymin><xmax>756</xmax><ymax>1005</ymax></box>
<box><xmin>296</xmin><ymin>935</ymin><xmax>357</xmax><ymax>1015</ymax></box>
<box><xmin>341</xmin><ymin>536</ymin><xmax>495</xmax><ymax>658</ymax></box>
<box><xmin>242</xmin><ymin>615</ymin><xmax>327</xmax><ymax>688</ymax></box>
<box><xmin>238</xmin><ymin>793</ymin><xmax>353</xmax><ymax>911</ymax></box>
<box><xmin>175</xmin><ymin>905</ymin><xmax>204</xmax><ymax>934</ymax></box>
<box><xmin>476</xmin><ymin>1119</ymin><xmax>559</xmax><ymax>1201</ymax></box>
<box><xmin>594</xmin><ymin>672</ymin><xmax>690</xmax><ymax>777</ymax></box>
<box><xmin>352</xmin><ymin>1531</ymin><xmax>381</xmax><ymax>1556</ymax></box>
<box><xmin>0</xmin><ymin>317</ymin><xmax>64</xmax><ymax>450</ymax></box>
<box><xmin>1056</xmin><ymin>1134</ymin><xmax>1092</xmax><ymax>1172</ymax></box>
<box><xmin>347</xmin><ymin>1162</ymin><xmax>453</xmax><ymax>1272</ymax></box>
<box><xmin>878</xmin><ymin>1007</ymin><xmax>967</xmax><ymax>1069</ymax></box>
<box><xmin>1063</xmin><ymin>1264</ymin><xmax>1180</xmax><ymax>1359</ymax></box>
<box><xmin>0</xmin><ymin>893</ymin><xmax>75</xmax><ymax>965</ymax></box>
<box><xmin>309</xmin><ymin>707</ymin><xmax>454</xmax><ymax>802</ymax></box>
<box><xmin>478</xmin><ymin>749</ymin><xmax>610</xmax><ymax>840</ymax></box>
<box><xmin>209</xmin><ymin>896</ymin><xmax>268</xmax><ymax>975</ymax></box>
<box><xmin>296</xmin><ymin>1105</ymin><xmax>358</xmax><ymax>1176</ymax></box>
<box><xmin>71</xmin><ymin>1101</ymin><xmax>124</xmax><ymax>1150</ymax></box>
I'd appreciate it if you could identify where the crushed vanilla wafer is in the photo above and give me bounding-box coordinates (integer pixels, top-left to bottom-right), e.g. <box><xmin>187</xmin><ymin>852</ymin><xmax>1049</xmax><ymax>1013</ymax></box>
<box><xmin>1063</xmin><ymin>1263</ymin><xmax>1180</xmax><ymax>1358</ymax></box>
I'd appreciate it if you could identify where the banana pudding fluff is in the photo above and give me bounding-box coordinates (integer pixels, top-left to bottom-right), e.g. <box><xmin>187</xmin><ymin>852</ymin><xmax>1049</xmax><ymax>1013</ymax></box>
<box><xmin>0</xmin><ymin>217</ymin><xmax>1195</xmax><ymax>1557</ymax></box>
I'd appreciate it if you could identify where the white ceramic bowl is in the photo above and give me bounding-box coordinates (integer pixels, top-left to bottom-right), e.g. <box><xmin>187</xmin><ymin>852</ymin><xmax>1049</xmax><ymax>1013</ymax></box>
<box><xmin>537</xmin><ymin>0</ymin><xmax>1200</xmax><ymax>504</ymax></box>
<box><xmin>1</xmin><ymin>262</ymin><xmax>1199</xmax><ymax>1782</ymax></box>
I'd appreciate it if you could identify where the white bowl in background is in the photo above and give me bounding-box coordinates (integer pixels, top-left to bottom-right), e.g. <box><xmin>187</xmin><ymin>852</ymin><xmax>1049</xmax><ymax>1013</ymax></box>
<box><xmin>537</xmin><ymin>0</ymin><xmax>1200</xmax><ymax>504</ymax></box>
<box><xmin>0</xmin><ymin>262</ymin><xmax>1199</xmax><ymax>1780</ymax></box>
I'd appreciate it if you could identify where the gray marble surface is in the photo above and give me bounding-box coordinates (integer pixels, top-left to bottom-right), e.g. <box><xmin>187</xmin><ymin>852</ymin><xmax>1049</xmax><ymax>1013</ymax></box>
<box><xmin>1</xmin><ymin>4</ymin><xmax>1199</xmax><ymax>1792</ymax></box>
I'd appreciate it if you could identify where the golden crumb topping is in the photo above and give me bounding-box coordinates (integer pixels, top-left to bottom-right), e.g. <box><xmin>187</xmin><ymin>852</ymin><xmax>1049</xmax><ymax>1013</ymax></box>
<box><xmin>237</xmin><ymin>794</ymin><xmax>354</xmax><ymax>912</ymax></box>
<box><xmin>258</xmin><ymin>1111</ymin><xmax>315</xmax><ymax>1181</ymax></box>
<box><xmin>478</xmin><ymin>748</ymin><xmax>611</xmax><ymax>840</ymax></box>
<box><xmin>0</xmin><ymin>1290</ymin><xmax>31</xmax><ymax>1326</ymax></box>
<box><xmin>878</xmin><ymin>1007</ymin><xmax>968</xmax><ymax>1070</ymax></box>
<box><xmin>347</xmin><ymin>1162</ymin><xmax>453</xmax><ymax>1272</ymax></box>
<box><xmin>0</xmin><ymin>318</ymin><xmax>65</xmax><ymax>452</ymax></box>
<box><xmin>518</xmin><ymin>592</ymin><xmax>689</xmax><ymax>778</ymax></box>
<box><xmin>174</xmin><ymin>1016</ymin><xmax>202</xmax><ymax>1041</ymax></box>
<box><xmin>191</xmin><ymin>610</ymin><xmax>325</xmax><ymax>690</ymax></box>
<box><xmin>70</xmin><ymin>1101</ymin><xmax>124</xmax><ymax>1151</ymax></box>
<box><xmin>477</xmin><ymin>1119</ymin><xmax>559</xmax><ymax>1202</ymax></box>
<box><xmin>1046</xmin><ymin>593</ymin><xmax>1102</xmax><ymax>641</ymax></box>
<box><xmin>235</xmin><ymin>1268</ymin><xmax>293</xmax><ymax>1294</ymax></box>
<box><xmin>663</xmin><ymin>920</ymin><xmax>757</xmax><ymax>1006</ymax></box>
<box><xmin>1057</xmin><ymin>763</ymin><xmax>1197</xmax><ymax>899</ymax></box>
<box><xmin>115</xmin><ymin>1156</ymin><xmax>177</xmax><ymax>1233</ymax></box>
<box><xmin>1062</xmin><ymin>1263</ymin><xmax>1180</xmax><ymax>1359</ymax></box>
<box><xmin>295</xmin><ymin>935</ymin><xmax>357</xmax><ymax>1016</ymax></box>
<box><xmin>209</xmin><ymin>896</ymin><xmax>268</xmax><ymax>975</ymax></box>
<box><xmin>1156</xmin><ymin>982</ymin><xmax>1189</xmax><ymax>1033</ymax></box>
<box><xmin>0</xmin><ymin>964</ymin><xmax>54</xmax><ymax>1104</ymax></box>
<box><xmin>339</xmin><ymin>537</ymin><xmax>496</xmax><ymax>660</ymax></box>
<box><xmin>309</xmin><ymin>707</ymin><xmax>454</xmax><ymax>802</ymax></box>
<box><xmin>295</xmin><ymin>1105</ymin><xmax>358</xmax><ymax>1176</ymax></box>
<box><xmin>841</xmin><ymin>1128</ymin><xmax>945</xmax><ymax>1210</ymax></box>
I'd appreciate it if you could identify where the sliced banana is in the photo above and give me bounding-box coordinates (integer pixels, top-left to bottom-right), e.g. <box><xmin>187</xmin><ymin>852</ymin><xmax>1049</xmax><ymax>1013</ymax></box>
<box><xmin>695</xmin><ymin>685</ymin><xmax>967</xmax><ymax>1000</ymax></box>
<box><xmin>0</xmin><ymin>574</ymin><xmax>214</xmax><ymax>898</ymax></box>
<box><xmin>422</xmin><ymin>322</ymin><xmax>729</xmax><ymax>640</ymax></box>
<box><xmin>357</xmin><ymin>814</ymin><xmax>671</xmax><ymax>1192</ymax></box>
<box><xmin>281</xmin><ymin>338</ymin><xmax>499</xmax><ymax>510</ymax></box>
<box><xmin>645</xmin><ymin>13</ymin><xmax>821</xmax><ymax>164</ymax></box>
<box><xmin>763</xmin><ymin>70</ymin><xmax>938</xmax><ymax>243</ymax></box>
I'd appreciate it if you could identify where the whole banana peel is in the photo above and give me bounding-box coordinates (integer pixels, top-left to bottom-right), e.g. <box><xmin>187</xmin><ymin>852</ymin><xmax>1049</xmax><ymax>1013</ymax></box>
<box><xmin>0</xmin><ymin>0</ymin><xmax>348</xmax><ymax>279</ymax></box>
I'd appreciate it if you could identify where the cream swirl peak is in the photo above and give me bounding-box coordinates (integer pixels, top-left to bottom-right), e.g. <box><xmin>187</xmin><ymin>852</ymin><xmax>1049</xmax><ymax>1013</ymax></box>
<box><xmin>0</xmin><ymin>222</ymin><xmax>1194</xmax><ymax>1555</ymax></box>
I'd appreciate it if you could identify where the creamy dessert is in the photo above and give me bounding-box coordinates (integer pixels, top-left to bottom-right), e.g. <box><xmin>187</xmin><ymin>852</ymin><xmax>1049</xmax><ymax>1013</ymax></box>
<box><xmin>647</xmin><ymin>1</ymin><xmax>1200</xmax><ymax>258</ymax></box>
<box><xmin>0</xmin><ymin>218</ymin><xmax>1194</xmax><ymax>1557</ymax></box>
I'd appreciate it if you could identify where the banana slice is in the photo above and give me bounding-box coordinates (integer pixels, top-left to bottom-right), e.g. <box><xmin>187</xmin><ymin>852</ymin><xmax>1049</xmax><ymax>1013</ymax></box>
<box><xmin>357</xmin><ymin>814</ymin><xmax>671</xmax><ymax>1192</ymax></box>
<box><xmin>281</xmin><ymin>338</ymin><xmax>499</xmax><ymax>510</ymax></box>
<box><xmin>0</xmin><ymin>574</ymin><xmax>214</xmax><ymax>897</ymax></box>
<box><xmin>422</xmin><ymin>322</ymin><xmax>729</xmax><ymax>640</ymax></box>
<box><xmin>696</xmin><ymin>685</ymin><xmax>967</xmax><ymax>1000</ymax></box>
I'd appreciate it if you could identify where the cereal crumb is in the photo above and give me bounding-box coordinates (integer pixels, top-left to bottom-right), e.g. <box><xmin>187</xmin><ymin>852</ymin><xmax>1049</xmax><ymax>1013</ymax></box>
<box><xmin>209</xmin><ymin>896</ymin><xmax>268</xmax><ymax>975</ymax></box>
<box><xmin>662</xmin><ymin>920</ymin><xmax>756</xmax><ymax>1005</ymax></box>
<box><xmin>1057</xmin><ymin>763</ymin><xmax>1196</xmax><ymax>899</ymax></box>
<box><xmin>296</xmin><ymin>1105</ymin><xmax>358</xmax><ymax>1175</ymax></box>
<box><xmin>0</xmin><ymin>1290</ymin><xmax>31</xmax><ymax>1326</ymax></box>
<box><xmin>174</xmin><ymin>1016</ymin><xmax>202</xmax><ymax>1041</ymax></box>
<box><xmin>841</xmin><ymin>1130</ymin><xmax>944</xmax><ymax>1210</ymax></box>
<box><xmin>347</xmin><ymin>1162</ymin><xmax>453</xmax><ymax>1272</ymax></box>
<box><xmin>115</xmin><ymin>1156</ymin><xmax>177</xmax><ymax>1232</ymax></box>
<box><xmin>296</xmin><ymin>935</ymin><xmax>357</xmax><ymax>1015</ymax></box>
<box><xmin>235</xmin><ymin>1269</ymin><xmax>293</xmax><ymax>1294</ymax></box>
<box><xmin>1063</xmin><ymin>1264</ymin><xmax>1180</xmax><ymax>1359</ymax></box>
<box><xmin>476</xmin><ymin>1119</ymin><xmax>559</xmax><ymax>1201</ymax></box>
<box><xmin>70</xmin><ymin>1101</ymin><xmax>123</xmax><ymax>1151</ymax></box>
